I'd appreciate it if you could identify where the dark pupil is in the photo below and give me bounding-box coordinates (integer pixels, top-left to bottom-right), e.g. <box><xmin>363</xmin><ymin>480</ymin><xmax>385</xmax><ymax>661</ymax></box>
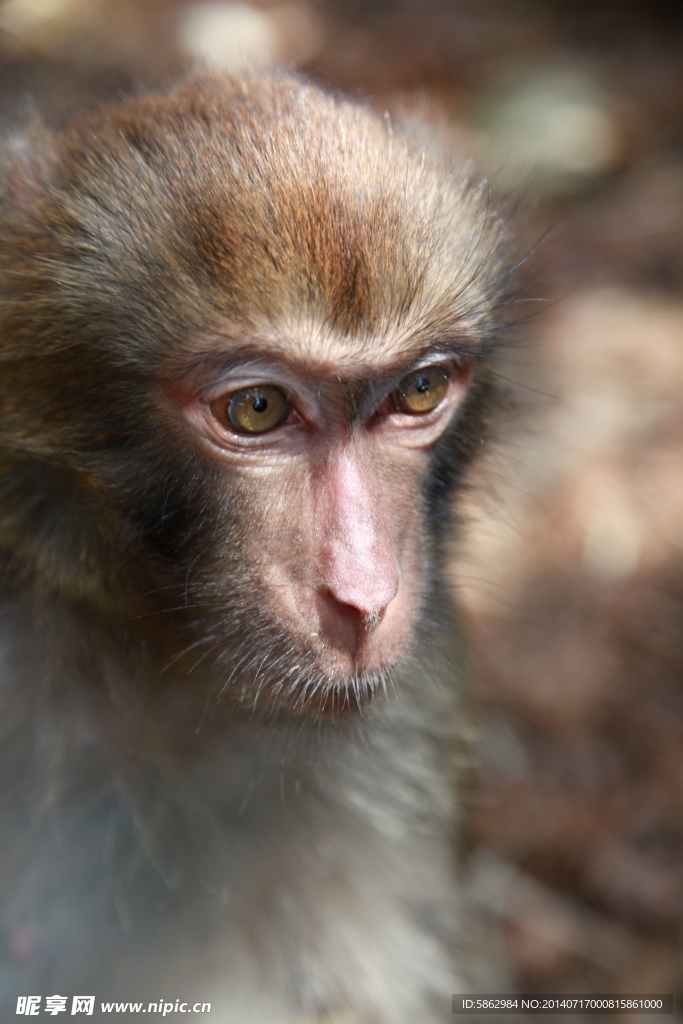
<box><xmin>252</xmin><ymin>395</ymin><xmax>268</xmax><ymax>413</ymax></box>
<box><xmin>415</xmin><ymin>374</ymin><xmax>430</xmax><ymax>393</ymax></box>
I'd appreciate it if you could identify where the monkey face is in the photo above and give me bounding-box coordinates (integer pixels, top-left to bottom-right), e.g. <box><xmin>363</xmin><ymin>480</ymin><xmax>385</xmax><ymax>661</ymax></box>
<box><xmin>161</xmin><ymin>333</ymin><xmax>475</xmax><ymax>711</ymax></box>
<box><xmin>0</xmin><ymin>72</ymin><xmax>513</xmax><ymax>717</ymax></box>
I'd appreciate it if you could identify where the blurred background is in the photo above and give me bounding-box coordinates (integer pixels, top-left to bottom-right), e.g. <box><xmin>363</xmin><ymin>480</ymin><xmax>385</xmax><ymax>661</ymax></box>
<box><xmin>1</xmin><ymin>0</ymin><xmax>682</xmax><ymax>1009</ymax></box>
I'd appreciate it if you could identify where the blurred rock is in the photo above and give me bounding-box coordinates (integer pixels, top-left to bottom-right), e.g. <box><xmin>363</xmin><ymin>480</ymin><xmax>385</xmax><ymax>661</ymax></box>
<box><xmin>178</xmin><ymin>1</ymin><xmax>323</xmax><ymax>70</ymax></box>
<box><xmin>455</xmin><ymin>286</ymin><xmax>683</xmax><ymax>990</ymax></box>
<box><xmin>477</xmin><ymin>68</ymin><xmax>621</xmax><ymax>194</ymax></box>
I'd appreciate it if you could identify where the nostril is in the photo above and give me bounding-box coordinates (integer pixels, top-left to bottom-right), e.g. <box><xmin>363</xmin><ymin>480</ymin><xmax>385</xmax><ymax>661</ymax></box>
<box><xmin>315</xmin><ymin>589</ymin><xmax>389</xmax><ymax>653</ymax></box>
<box><xmin>323</xmin><ymin>590</ymin><xmax>365</xmax><ymax>627</ymax></box>
<box><xmin>325</xmin><ymin>593</ymin><xmax>362</xmax><ymax>614</ymax></box>
<box><xmin>324</xmin><ymin>566</ymin><xmax>400</xmax><ymax>622</ymax></box>
<box><xmin>326</xmin><ymin>595</ymin><xmax>386</xmax><ymax>630</ymax></box>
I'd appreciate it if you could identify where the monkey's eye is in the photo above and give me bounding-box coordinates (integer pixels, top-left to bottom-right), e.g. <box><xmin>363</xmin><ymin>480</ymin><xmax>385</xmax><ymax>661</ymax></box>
<box><xmin>212</xmin><ymin>385</ymin><xmax>289</xmax><ymax>434</ymax></box>
<box><xmin>393</xmin><ymin>365</ymin><xmax>449</xmax><ymax>414</ymax></box>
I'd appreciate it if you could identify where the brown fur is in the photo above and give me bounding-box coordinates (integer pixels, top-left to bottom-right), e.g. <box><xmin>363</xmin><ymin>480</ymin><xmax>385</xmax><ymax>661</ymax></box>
<box><xmin>0</xmin><ymin>71</ymin><xmax>517</xmax><ymax>1021</ymax></box>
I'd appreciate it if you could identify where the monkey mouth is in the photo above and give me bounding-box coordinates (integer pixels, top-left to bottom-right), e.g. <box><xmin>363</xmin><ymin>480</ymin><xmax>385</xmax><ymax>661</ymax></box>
<box><xmin>252</xmin><ymin>664</ymin><xmax>396</xmax><ymax>718</ymax></box>
<box><xmin>219</xmin><ymin>631</ymin><xmax>399</xmax><ymax>718</ymax></box>
<box><xmin>207</xmin><ymin>587</ymin><xmax>410</xmax><ymax>717</ymax></box>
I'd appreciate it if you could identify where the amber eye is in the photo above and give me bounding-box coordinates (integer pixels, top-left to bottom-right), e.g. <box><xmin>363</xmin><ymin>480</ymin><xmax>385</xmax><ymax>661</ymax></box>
<box><xmin>394</xmin><ymin>365</ymin><xmax>449</xmax><ymax>414</ymax></box>
<box><xmin>212</xmin><ymin>385</ymin><xmax>288</xmax><ymax>434</ymax></box>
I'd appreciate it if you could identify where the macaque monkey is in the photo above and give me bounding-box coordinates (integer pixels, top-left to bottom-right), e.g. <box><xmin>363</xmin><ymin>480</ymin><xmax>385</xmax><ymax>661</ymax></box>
<box><xmin>0</xmin><ymin>72</ymin><xmax>516</xmax><ymax>1022</ymax></box>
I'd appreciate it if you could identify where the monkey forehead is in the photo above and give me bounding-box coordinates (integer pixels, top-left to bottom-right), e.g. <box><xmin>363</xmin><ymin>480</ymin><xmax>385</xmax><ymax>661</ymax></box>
<box><xmin>180</xmin><ymin>315</ymin><xmax>478</xmax><ymax>377</ymax></box>
<box><xmin>0</xmin><ymin>70</ymin><xmax>518</xmax><ymax>391</ymax></box>
<box><xmin>41</xmin><ymin>73</ymin><xmax>510</xmax><ymax>338</ymax></box>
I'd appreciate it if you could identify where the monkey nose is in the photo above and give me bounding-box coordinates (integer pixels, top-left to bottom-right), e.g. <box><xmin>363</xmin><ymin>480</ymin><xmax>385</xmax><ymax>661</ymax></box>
<box><xmin>323</xmin><ymin>563</ymin><xmax>399</xmax><ymax>621</ymax></box>
<box><xmin>319</xmin><ymin>513</ymin><xmax>400</xmax><ymax>627</ymax></box>
<box><xmin>315</xmin><ymin>579</ymin><xmax>396</xmax><ymax>655</ymax></box>
<box><xmin>316</xmin><ymin>448</ymin><xmax>400</xmax><ymax>632</ymax></box>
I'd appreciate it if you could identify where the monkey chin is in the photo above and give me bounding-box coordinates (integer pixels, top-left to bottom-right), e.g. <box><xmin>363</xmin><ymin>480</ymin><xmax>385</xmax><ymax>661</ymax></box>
<box><xmin>233</xmin><ymin>637</ymin><xmax>402</xmax><ymax>720</ymax></box>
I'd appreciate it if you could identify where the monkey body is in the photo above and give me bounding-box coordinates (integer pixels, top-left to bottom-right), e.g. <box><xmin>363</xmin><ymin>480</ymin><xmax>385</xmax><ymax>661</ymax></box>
<box><xmin>0</xmin><ymin>73</ymin><xmax>514</xmax><ymax>1021</ymax></box>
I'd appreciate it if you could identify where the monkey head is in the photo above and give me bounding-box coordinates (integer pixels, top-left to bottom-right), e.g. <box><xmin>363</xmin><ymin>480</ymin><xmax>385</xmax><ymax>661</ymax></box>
<box><xmin>0</xmin><ymin>72</ymin><xmax>513</xmax><ymax>717</ymax></box>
